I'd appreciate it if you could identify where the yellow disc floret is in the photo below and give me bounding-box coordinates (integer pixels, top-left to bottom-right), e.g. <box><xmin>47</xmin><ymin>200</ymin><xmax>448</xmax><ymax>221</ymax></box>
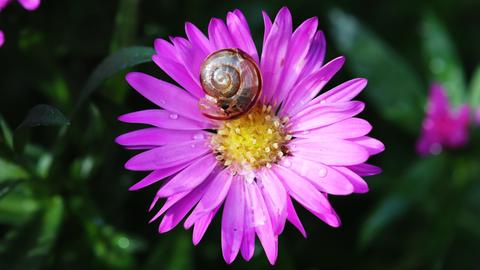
<box><xmin>211</xmin><ymin>104</ymin><xmax>291</xmax><ymax>172</ymax></box>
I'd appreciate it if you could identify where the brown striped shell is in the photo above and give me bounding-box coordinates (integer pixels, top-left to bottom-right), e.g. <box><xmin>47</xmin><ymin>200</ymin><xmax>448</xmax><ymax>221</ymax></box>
<box><xmin>198</xmin><ymin>48</ymin><xmax>262</xmax><ymax>120</ymax></box>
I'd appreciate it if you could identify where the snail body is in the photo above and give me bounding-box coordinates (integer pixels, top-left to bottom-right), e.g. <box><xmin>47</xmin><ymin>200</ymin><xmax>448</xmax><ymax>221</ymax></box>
<box><xmin>199</xmin><ymin>48</ymin><xmax>262</xmax><ymax>120</ymax></box>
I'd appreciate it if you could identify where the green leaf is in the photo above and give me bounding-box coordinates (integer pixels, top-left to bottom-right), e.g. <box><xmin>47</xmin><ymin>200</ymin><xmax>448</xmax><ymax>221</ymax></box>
<box><xmin>359</xmin><ymin>155</ymin><xmax>447</xmax><ymax>248</ymax></box>
<box><xmin>13</xmin><ymin>104</ymin><xmax>69</xmax><ymax>152</ymax></box>
<box><xmin>329</xmin><ymin>9</ymin><xmax>424</xmax><ymax>133</ymax></box>
<box><xmin>359</xmin><ymin>195</ymin><xmax>410</xmax><ymax>248</ymax></box>
<box><xmin>421</xmin><ymin>12</ymin><xmax>466</xmax><ymax>106</ymax></box>
<box><xmin>0</xmin><ymin>114</ymin><xmax>14</xmax><ymax>150</ymax></box>
<box><xmin>17</xmin><ymin>104</ymin><xmax>70</xmax><ymax>129</ymax></box>
<box><xmin>110</xmin><ymin>0</ymin><xmax>140</xmax><ymax>52</ymax></box>
<box><xmin>72</xmin><ymin>46</ymin><xmax>155</xmax><ymax>117</ymax></box>
<box><xmin>469</xmin><ymin>66</ymin><xmax>480</xmax><ymax>109</ymax></box>
<box><xmin>0</xmin><ymin>158</ymin><xmax>29</xmax><ymax>182</ymax></box>
<box><xmin>0</xmin><ymin>191</ymin><xmax>39</xmax><ymax>225</ymax></box>
<box><xmin>0</xmin><ymin>196</ymin><xmax>64</xmax><ymax>270</ymax></box>
<box><xmin>0</xmin><ymin>180</ymin><xmax>21</xmax><ymax>200</ymax></box>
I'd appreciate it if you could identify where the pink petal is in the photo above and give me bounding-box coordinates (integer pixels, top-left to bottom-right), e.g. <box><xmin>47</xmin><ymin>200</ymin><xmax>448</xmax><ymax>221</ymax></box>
<box><xmin>244</xmin><ymin>180</ymin><xmax>278</xmax><ymax>265</ymax></box>
<box><xmin>221</xmin><ymin>177</ymin><xmax>245</xmax><ymax>264</ymax></box>
<box><xmin>152</xmin><ymin>54</ymin><xmax>204</xmax><ymax>99</ymax></box>
<box><xmin>226</xmin><ymin>11</ymin><xmax>259</xmax><ymax>62</ymax></box>
<box><xmin>185</xmin><ymin>22</ymin><xmax>213</xmax><ymax>55</ymax></box>
<box><xmin>333</xmin><ymin>166</ymin><xmax>369</xmax><ymax>193</ymax></box>
<box><xmin>154</xmin><ymin>38</ymin><xmax>179</xmax><ymax>60</ymax></box>
<box><xmin>156</xmin><ymin>154</ymin><xmax>217</xmax><ymax>197</ymax></box>
<box><xmin>299</xmin><ymin>31</ymin><xmax>326</xmax><ymax>78</ymax></box>
<box><xmin>240</xmin><ymin>213</ymin><xmax>255</xmax><ymax>261</ymax></box>
<box><xmin>0</xmin><ymin>0</ymin><xmax>9</xmax><ymax>10</ymax></box>
<box><xmin>0</xmin><ymin>30</ymin><xmax>4</xmax><ymax>47</ymax></box>
<box><xmin>273</xmin><ymin>164</ymin><xmax>340</xmax><ymax>227</ymax></box>
<box><xmin>129</xmin><ymin>163</ymin><xmax>190</xmax><ymax>191</ymax></box>
<box><xmin>256</xmin><ymin>169</ymin><xmax>288</xmax><ymax>234</ymax></box>
<box><xmin>124</xmin><ymin>141</ymin><xmax>210</xmax><ymax>171</ymax></box>
<box><xmin>312</xmin><ymin>78</ymin><xmax>368</xmax><ymax>105</ymax></box>
<box><xmin>286</xmin><ymin>196</ymin><xmax>307</xmax><ymax>237</ymax></box>
<box><xmin>288</xmin><ymin>101</ymin><xmax>365</xmax><ymax>132</ymax></box>
<box><xmin>293</xmin><ymin>118</ymin><xmax>372</xmax><ymax>139</ymax></box>
<box><xmin>282</xmin><ymin>56</ymin><xmax>345</xmax><ymax>116</ymax></box>
<box><xmin>290</xmin><ymin>138</ymin><xmax>369</xmax><ymax>166</ymax></box>
<box><xmin>261</xmin><ymin>11</ymin><xmax>273</xmax><ymax>47</ymax></box>
<box><xmin>208</xmin><ymin>18</ymin><xmax>235</xmax><ymax>50</ymax></box>
<box><xmin>428</xmin><ymin>83</ymin><xmax>450</xmax><ymax>116</ymax></box>
<box><xmin>286</xmin><ymin>157</ymin><xmax>354</xmax><ymax>195</ymax></box>
<box><xmin>275</xmin><ymin>17</ymin><xmax>319</xmax><ymax>104</ymax></box>
<box><xmin>184</xmin><ymin>168</ymin><xmax>233</xmax><ymax>227</ymax></box>
<box><xmin>170</xmin><ymin>37</ymin><xmax>207</xmax><ymax>86</ymax></box>
<box><xmin>118</xmin><ymin>109</ymin><xmax>212</xmax><ymax>130</ymax></box>
<box><xmin>348</xmin><ymin>163</ymin><xmax>382</xmax><ymax>176</ymax></box>
<box><xmin>150</xmin><ymin>189</ymin><xmax>190</xmax><ymax>220</ymax></box>
<box><xmin>116</xmin><ymin>128</ymin><xmax>209</xmax><ymax>148</ymax></box>
<box><xmin>151</xmin><ymin>170</ymin><xmax>219</xmax><ymax>218</ymax></box>
<box><xmin>18</xmin><ymin>0</ymin><xmax>40</xmax><ymax>10</ymax></box>
<box><xmin>350</xmin><ymin>136</ymin><xmax>385</xmax><ymax>155</ymax></box>
<box><xmin>261</xmin><ymin>7</ymin><xmax>292</xmax><ymax>103</ymax></box>
<box><xmin>192</xmin><ymin>207</ymin><xmax>219</xmax><ymax>245</ymax></box>
<box><xmin>158</xmin><ymin>182</ymin><xmax>209</xmax><ymax>233</ymax></box>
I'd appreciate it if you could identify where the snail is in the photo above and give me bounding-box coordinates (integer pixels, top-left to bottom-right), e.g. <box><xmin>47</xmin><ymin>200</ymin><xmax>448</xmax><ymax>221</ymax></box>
<box><xmin>198</xmin><ymin>48</ymin><xmax>262</xmax><ymax>120</ymax></box>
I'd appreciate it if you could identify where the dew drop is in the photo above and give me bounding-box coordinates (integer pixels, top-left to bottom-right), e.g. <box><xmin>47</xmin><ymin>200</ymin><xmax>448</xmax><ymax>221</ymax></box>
<box><xmin>193</xmin><ymin>133</ymin><xmax>205</xmax><ymax>140</ymax></box>
<box><xmin>302</xmin><ymin>130</ymin><xmax>309</xmax><ymax>135</ymax></box>
<box><xmin>169</xmin><ymin>113</ymin><xmax>178</xmax><ymax>120</ymax></box>
<box><xmin>318</xmin><ymin>167</ymin><xmax>327</xmax><ymax>177</ymax></box>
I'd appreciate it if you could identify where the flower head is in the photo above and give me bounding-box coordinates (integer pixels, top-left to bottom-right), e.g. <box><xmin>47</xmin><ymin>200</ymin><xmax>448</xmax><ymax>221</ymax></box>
<box><xmin>117</xmin><ymin>7</ymin><xmax>383</xmax><ymax>264</ymax></box>
<box><xmin>416</xmin><ymin>83</ymin><xmax>470</xmax><ymax>155</ymax></box>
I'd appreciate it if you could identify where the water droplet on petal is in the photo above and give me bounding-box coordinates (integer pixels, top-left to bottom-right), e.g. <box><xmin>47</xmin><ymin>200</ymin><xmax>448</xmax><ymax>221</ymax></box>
<box><xmin>319</xmin><ymin>99</ymin><xmax>326</xmax><ymax>104</ymax></box>
<box><xmin>193</xmin><ymin>133</ymin><xmax>205</xmax><ymax>140</ymax></box>
<box><xmin>302</xmin><ymin>130</ymin><xmax>309</xmax><ymax>135</ymax></box>
<box><xmin>169</xmin><ymin>113</ymin><xmax>178</xmax><ymax>120</ymax></box>
<box><xmin>318</xmin><ymin>167</ymin><xmax>327</xmax><ymax>177</ymax></box>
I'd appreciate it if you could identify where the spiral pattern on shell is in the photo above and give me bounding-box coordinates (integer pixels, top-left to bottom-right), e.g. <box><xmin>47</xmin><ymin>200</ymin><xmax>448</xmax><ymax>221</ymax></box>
<box><xmin>199</xmin><ymin>48</ymin><xmax>262</xmax><ymax>120</ymax></box>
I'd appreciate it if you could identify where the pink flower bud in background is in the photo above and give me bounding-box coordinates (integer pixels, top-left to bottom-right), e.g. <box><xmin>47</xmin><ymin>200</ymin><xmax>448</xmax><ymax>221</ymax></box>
<box><xmin>416</xmin><ymin>83</ymin><xmax>470</xmax><ymax>155</ymax></box>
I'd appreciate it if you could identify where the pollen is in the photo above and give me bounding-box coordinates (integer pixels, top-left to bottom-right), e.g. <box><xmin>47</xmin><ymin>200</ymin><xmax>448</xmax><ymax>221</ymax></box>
<box><xmin>211</xmin><ymin>104</ymin><xmax>290</xmax><ymax>171</ymax></box>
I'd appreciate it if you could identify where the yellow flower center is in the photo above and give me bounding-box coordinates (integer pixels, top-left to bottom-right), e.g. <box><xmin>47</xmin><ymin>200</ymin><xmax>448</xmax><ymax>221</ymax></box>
<box><xmin>211</xmin><ymin>104</ymin><xmax>291</xmax><ymax>172</ymax></box>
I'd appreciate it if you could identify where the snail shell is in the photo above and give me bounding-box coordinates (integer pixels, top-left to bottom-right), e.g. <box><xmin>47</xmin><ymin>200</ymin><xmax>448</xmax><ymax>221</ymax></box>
<box><xmin>199</xmin><ymin>48</ymin><xmax>262</xmax><ymax>120</ymax></box>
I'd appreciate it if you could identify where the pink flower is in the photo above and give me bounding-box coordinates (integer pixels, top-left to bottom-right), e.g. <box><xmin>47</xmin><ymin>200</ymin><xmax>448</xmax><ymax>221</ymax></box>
<box><xmin>0</xmin><ymin>0</ymin><xmax>40</xmax><ymax>47</ymax></box>
<box><xmin>117</xmin><ymin>7</ymin><xmax>383</xmax><ymax>264</ymax></box>
<box><xmin>416</xmin><ymin>83</ymin><xmax>470</xmax><ymax>155</ymax></box>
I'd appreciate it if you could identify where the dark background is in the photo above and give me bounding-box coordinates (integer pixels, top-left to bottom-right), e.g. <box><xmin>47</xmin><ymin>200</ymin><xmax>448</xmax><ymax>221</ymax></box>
<box><xmin>1</xmin><ymin>0</ymin><xmax>479</xmax><ymax>269</ymax></box>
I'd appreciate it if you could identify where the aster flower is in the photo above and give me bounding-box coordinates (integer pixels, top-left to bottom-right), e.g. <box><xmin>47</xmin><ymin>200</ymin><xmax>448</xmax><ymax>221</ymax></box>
<box><xmin>0</xmin><ymin>0</ymin><xmax>40</xmax><ymax>47</ymax></box>
<box><xmin>117</xmin><ymin>7</ymin><xmax>383</xmax><ymax>264</ymax></box>
<box><xmin>416</xmin><ymin>83</ymin><xmax>470</xmax><ymax>155</ymax></box>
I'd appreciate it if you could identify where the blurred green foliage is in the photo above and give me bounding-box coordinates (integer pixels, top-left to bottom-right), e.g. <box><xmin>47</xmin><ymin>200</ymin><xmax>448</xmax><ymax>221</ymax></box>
<box><xmin>1</xmin><ymin>0</ymin><xmax>479</xmax><ymax>269</ymax></box>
